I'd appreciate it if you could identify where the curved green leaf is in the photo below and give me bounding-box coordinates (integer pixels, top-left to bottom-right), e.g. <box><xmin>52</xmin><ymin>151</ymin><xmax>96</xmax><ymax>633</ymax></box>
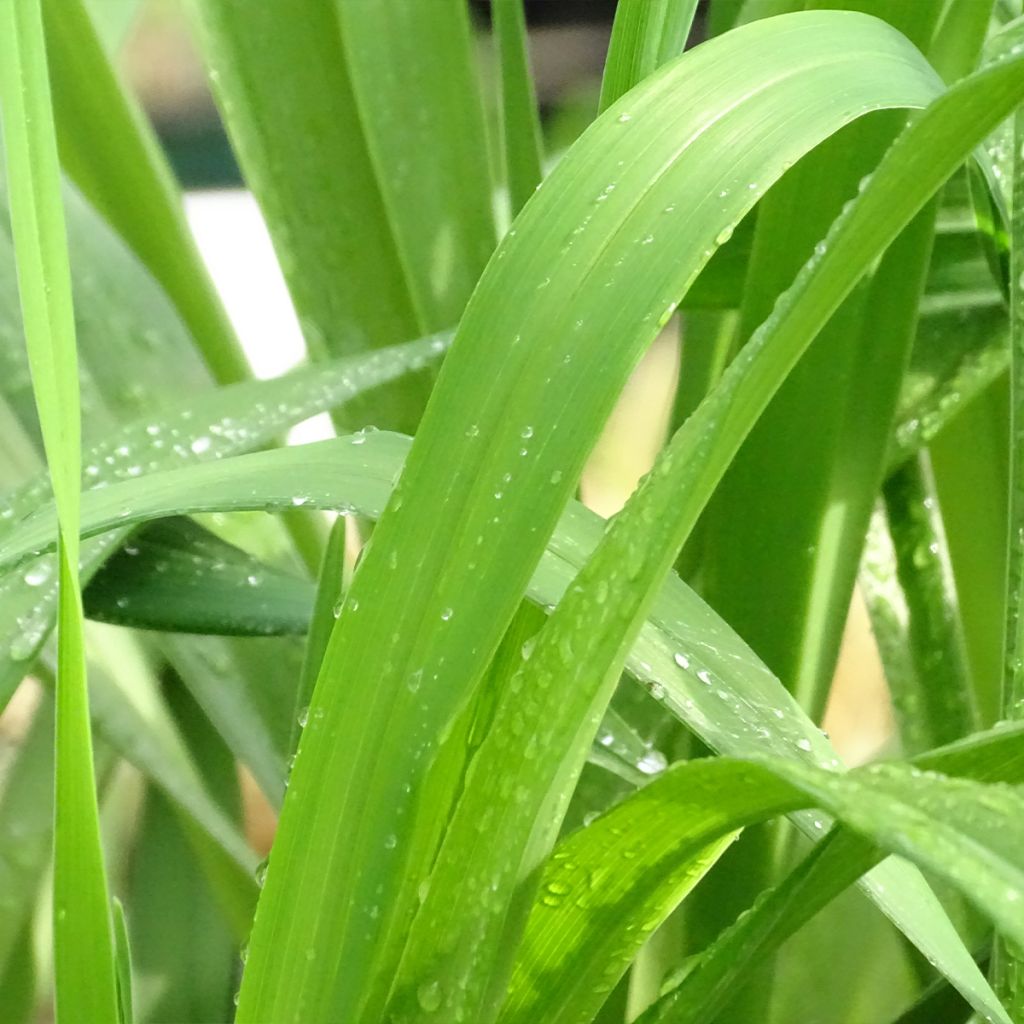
<box><xmin>502</xmin><ymin>732</ymin><xmax>1024</xmax><ymax>1024</ymax></box>
<box><xmin>0</xmin><ymin>333</ymin><xmax>447</xmax><ymax>707</ymax></box>
<box><xmin>440</xmin><ymin>34</ymin><xmax>1024</xmax><ymax>1024</ymax></box>
<box><xmin>238</xmin><ymin>14</ymin><xmax>946</xmax><ymax>1023</ymax></box>
<box><xmin>84</xmin><ymin>517</ymin><xmax>313</xmax><ymax>637</ymax></box>
<box><xmin>602</xmin><ymin>722</ymin><xmax>1024</xmax><ymax>1024</ymax></box>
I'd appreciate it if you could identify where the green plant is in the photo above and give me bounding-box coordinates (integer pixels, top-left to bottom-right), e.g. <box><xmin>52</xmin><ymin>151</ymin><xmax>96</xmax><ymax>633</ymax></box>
<box><xmin>1</xmin><ymin>0</ymin><xmax>1024</xmax><ymax>1021</ymax></box>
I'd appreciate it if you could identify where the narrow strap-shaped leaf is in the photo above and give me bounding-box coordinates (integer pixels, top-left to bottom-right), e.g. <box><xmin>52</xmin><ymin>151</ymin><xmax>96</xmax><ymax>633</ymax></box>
<box><xmin>493</xmin><ymin>0</ymin><xmax>543</xmax><ymax>216</ymax></box>
<box><xmin>599</xmin><ymin>0</ymin><xmax>700</xmax><ymax>111</ymax></box>
<box><xmin>504</xmin><ymin>744</ymin><xmax>1024</xmax><ymax>1024</ymax></box>
<box><xmin>862</xmin><ymin>453</ymin><xmax>976</xmax><ymax>753</ymax></box>
<box><xmin>635</xmin><ymin>722</ymin><xmax>1024</xmax><ymax>1024</ymax></box>
<box><xmin>993</xmin><ymin>94</ymin><xmax>1024</xmax><ymax>1023</ymax></box>
<box><xmin>111</xmin><ymin>898</ymin><xmax>134</xmax><ymax>1024</ymax></box>
<box><xmin>333</xmin><ymin>0</ymin><xmax>495</xmax><ymax>331</ymax></box>
<box><xmin>0</xmin><ymin>333</ymin><xmax>447</xmax><ymax>707</ymax></box>
<box><xmin>396</xmin><ymin>43</ymin><xmax>1024</xmax><ymax>1024</ymax></box>
<box><xmin>291</xmin><ymin>515</ymin><xmax>348</xmax><ymax>755</ymax></box>
<box><xmin>234</xmin><ymin>17</ymin><xmax>945</xmax><ymax>1022</ymax></box>
<box><xmin>84</xmin><ymin>517</ymin><xmax>314</xmax><ymax>637</ymax></box>
<box><xmin>41</xmin><ymin>0</ymin><xmax>250</xmax><ymax>385</ymax></box>
<box><xmin>192</xmin><ymin>0</ymin><xmax>449</xmax><ymax>429</ymax></box>
<box><xmin>0</xmin><ymin>694</ymin><xmax>54</xmax><ymax>974</ymax></box>
<box><xmin>0</xmin><ymin>1</ymin><xmax>117</xmax><ymax>1018</ymax></box>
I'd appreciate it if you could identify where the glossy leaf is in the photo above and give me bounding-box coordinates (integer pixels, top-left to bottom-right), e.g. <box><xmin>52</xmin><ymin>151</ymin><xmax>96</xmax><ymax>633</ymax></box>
<box><xmin>42</xmin><ymin>0</ymin><xmax>250</xmax><ymax>385</ymax></box>
<box><xmin>504</xmin><ymin>723</ymin><xmax>1024</xmax><ymax>1024</ymax></box>
<box><xmin>493</xmin><ymin>0</ymin><xmax>543</xmax><ymax>216</ymax></box>
<box><xmin>0</xmin><ymin>1</ymin><xmax>117</xmax><ymax>1018</ymax></box>
<box><xmin>238</xmin><ymin>15</ymin><xmax>946</xmax><ymax>1022</ymax></box>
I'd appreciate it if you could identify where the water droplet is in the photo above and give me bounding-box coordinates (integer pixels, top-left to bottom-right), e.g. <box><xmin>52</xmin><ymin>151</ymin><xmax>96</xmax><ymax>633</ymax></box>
<box><xmin>673</xmin><ymin>651</ymin><xmax>690</xmax><ymax>671</ymax></box>
<box><xmin>637</xmin><ymin>749</ymin><xmax>667</xmax><ymax>775</ymax></box>
<box><xmin>297</xmin><ymin>706</ymin><xmax>309</xmax><ymax>728</ymax></box>
<box><xmin>23</xmin><ymin>562</ymin><xmax>51</xmax><ymax>587</ymax></box>
<box><xmin>796</xmin><ymin>738</ymin><xmax>812</xmax><ymax>752</ymax></box>
<box><xmin>715</xmin><ymin>225</ymin><xmax>733</xmax><ymax>245</ymax></box>
<box><xmin>190</xmin><ymin>436</ymin><xmax>212</xmax><ymax>455</ymax></box>
<box><xmin>617</xmin><ymin>112</ymin><xmax>632</xmax><ymax>123</ymax></box>
<box><xmin>417</xmin><ymin>980</ymin><xmax>442</xmax><ymax>1012</ymax></box>
<box><xmin>521</xmin><ymin>425</ymin><xmax>534</xmax><ymax>440</ymax></box>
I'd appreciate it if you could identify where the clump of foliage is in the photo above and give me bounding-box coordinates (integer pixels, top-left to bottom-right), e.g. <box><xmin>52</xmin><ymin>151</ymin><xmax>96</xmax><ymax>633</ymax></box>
<box><xmin>1</xmin><ymin>0</ymin><xmax>1024</xmax><ymax>1022</ymax></box>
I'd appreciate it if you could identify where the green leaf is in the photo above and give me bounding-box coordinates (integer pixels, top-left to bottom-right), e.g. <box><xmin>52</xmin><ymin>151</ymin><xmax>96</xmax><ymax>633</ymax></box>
<box><xmin>41</xmin><ymin>0</ymin><xmax>250</xmax><ymax>386</ymax></box>
<box><xmin>493</xmin><ymin>0</ymin><xmax>543</xmax><ymax>216</ymax></box>
<box><xmin>635</xmin><ymin>722</ymin><xmax>1024</xmax><ymax>1024</ymax></box>
<box><xmin>112</xmin><ymin>898</ymin><xmax>134</xmax><ymax>1024</ymax></box>
<box><xmin>191</xmin><ymin>0</ymin><xmax>467</xmax><ymax>428</ymax></box>
<box><xmin>0</xmin><ymin>922</ymin><xmax>36</xmax><ymax>1024</ymax></box>
<box><xmin>862</xmin><ymin>455</ymin><xmax>977</xmax><ymax>754</ymax></box>
<box><xmin>291</xmin><ymin>515</ymin><xmax>347</xmax><ymax>754</ymax></box>
<box><xmin>993</xmin><ymin>74</ymin><xmax>1024</xmax><ymax>1022</ymax></box>
<box><xmin>238</xmin><ymin>14</ymin><xmax>948</xmax><ymax>1023</ymax></box>
<box><xmin>84</xmin><ymin>517</ymin><xmax>314</xmax><ymax>637</ymax></box>
<box><xmin>81</xmin><ymin>627</ymin><xmax>258</xmax><ymax>914</ymax></box>
<box><xmin>128</xmin><ymin>683</ymin><xmax>242</xmax><ymax>1024</ymax></box>
<box><xmin>331</xmin><ymin>0</ymin><xmax>494</xmax><ymax>331</ymax></box>
<box><xmin>503</xmin><ymin>724</ymin><xmax>1024</xmax><ymax>1024</ymax></box>
<box><xmin>0</xmin><ymin>694</ymin><xmax>54</xmax><ymax>974</ymax></box>
<box><xmin>0</xmin><ymin>333</ymin><xmax>446</xmax><ymax>708</ymax></box>
<box><xmin>599</xmin><ymin>0</ymin><xmax>699</xmax><ymax>111</ymax></box>
<box><xmin>702</xmin><ymin>0</ymin><xmax>945</xmax><ymax>724</ymax></box>
<box><xmin>0</xmin><ymin>0</ymin><xmax>117</xmax><ymax>1017</ymax></box>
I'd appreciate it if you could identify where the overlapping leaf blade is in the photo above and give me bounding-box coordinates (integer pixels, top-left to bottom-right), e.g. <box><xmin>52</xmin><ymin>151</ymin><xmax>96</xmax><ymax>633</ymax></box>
<box><xmin>0</xmin><ymin>0</ymin><xmax>117</xmax><ymax>1016</ymax></box>
<box><xmin>217</xmin><ymin>15</ymin><xmax>948</xmax><ymax>1019</ymax></box>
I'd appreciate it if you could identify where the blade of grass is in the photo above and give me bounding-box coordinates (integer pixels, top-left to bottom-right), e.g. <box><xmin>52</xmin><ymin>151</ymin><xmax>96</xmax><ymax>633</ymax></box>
<box><xmin>0</xmin><ymin>693</ymin><xmax>54</xmax><ymax>975</ymax></box>
<box><xmin>111</xmin><ymin>898</ymin><xmax>133</xmax><ymax>1024</ymax></box>
<box><xmin>290</xmin><ymin>515</ymin><xmax>348</xmax><ymax>756</ymax></box>
<box><xmin>635</xmin><ymin>722</ymin><xmax>1024</xmax><ymax>1024</ymax></box>
<box><xmin>128</xmin><ymin>681</ymin><xmax>242</xmax><ymax>1024</ymax></box>
<box><xmin>862</xmin><ymin>453</ymin><xmax>977</xmax><ymax>754</ymax></box>
<box><xmin>83</xmin><ymin>517</ymin><xmax>314</xmax><ymax>637</ymax></box>
<box><xmin>0</xmin><ymin>0</ymin><xmax>117</xmax><ymax>1018</ymax></box>
<box><xmin>993</xmin><ymin>91</ymin><xmax>1024</xmax><ymax>1022</ymax></box>
<box><xmin>390</xmin><ymin>42</ymin><xmax>1024</xmax><ymax>1024</ymax></box>
<box><xmin>0</xmin><ymin>922</ymin><xmax>35</xmax><ymax>1024</ymax></box>
<box><xmin>503</xmin><ymin>723</ymin><xmax>1024</xmax><ymax>1024</ymax></box>
<box><xmin>41</xmin><ymin>0</ymin><xmax>250</xmax><ymax>385</ymax></box>
<box><xmin>599</xmin><ymin>0</ymin><xmax>700</xmax><ymax>111</ymax></box>
<box><xmin>703</xmin><ymin>0</ymin><xmax>945</xmax><ymax>726</ymax></box>
<box><xmin>493</xmin><ymin>0</ymin><xmax>543</xmax><ymax>216</ymax></box>
<box><xmin>191</xmin><ymin>0</ymin><xmax>453</xmax><ymax>429</ymax></box>
<box><xmin>0</xmin><ymin>333</ymin><xmax>447</xmax><ymax>707</ymax></box>
<box><xmin>332</xmin><ymin>0</ymin><xmax>495</xmax><ymax>331</ymax></box>
<box><xmin>931</xmin><ymin>378</ymin><xmax>1010</xmax><ymax>731</ymax></box>
<box><xmin>237</xmin><ymin>16</ymin><xmax>948</xmax><ymax>1023</ymax></box>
